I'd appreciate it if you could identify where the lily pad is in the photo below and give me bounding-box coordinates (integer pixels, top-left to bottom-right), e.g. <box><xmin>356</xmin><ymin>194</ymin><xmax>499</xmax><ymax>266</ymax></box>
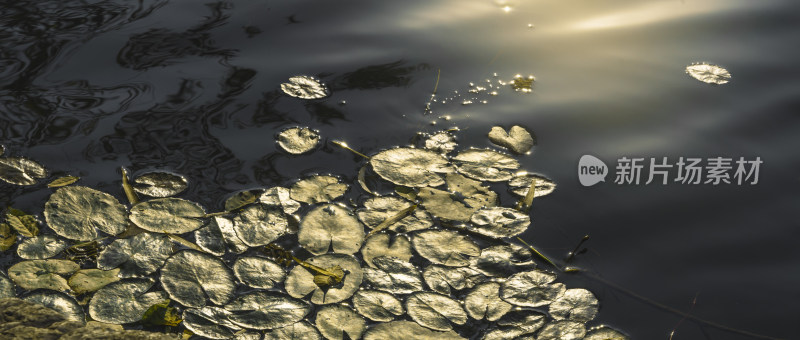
<box><xmin>418</xmin><ymin>173</ymin><xmax>497</xmax><ymax>222</ymax></box>
<box><xmin>405</xmin><ymin>292</ymin><xmax>467</xmax><ymax>331</ymax></box>
<box><xmin>363</xmin><ymin>321</ymin><xmax>465</xmax><ymax>340</ymax></box>
<box><xmin>8</xmin><ymin>259</ymin><xmax>79</xmax><ymax>291</ymax></box>
<box><xmin>500</xmin><ymin>269</ymin><xmax>566</xmax><ymax>307</ymax></box>
<box><xmin>285</xmin><ymin>254</ymin><xmax>363</xmax><ymax>305</ymax></box>
<box><xmin>6</xmin><ymin>209</ymin><xmax>39</xmax><ymax>238</ymax></box>
<box><xmin>0</xmin><ymin>222</ymin><xmax>16</xmax><ymax>251</ymax></box>
<box><xmin>364</xmin><ymin>256</ymin><xmax>424</xmax><ymax>295</ymax></box>
<box><xmin>97</xmin><ymin>232</ymin><xmax>173</xmax><ymax>278</ymax></box>
<box><xmin>361</xmin><ymin>233</ymin><xmax>413</xmax><ymax>268</ymax></box>
<box><xmin>370</xmin><ymin>148</ymin><xmax>454</xmax><ymax>187</ymax></box>
<box><xmin>508</xmin><ymin>173</ymin><xmax>556</xmax><ymax>198</ymax></box>
<box><xmin>278</xmin><ymin>127</ymin><xmax>320</xmax><ymax>154</ymax></box>
<box><xmin>465</xmin><ymin>282</ymin><xmax>511</xmax><ymax>321</ymax></box>
<box><xmin>224</xmin><ymin>189</ymin><xmax>263</xmax><ymax>211</ymax></box>
<box><xmin>232</xmin><ymin>256</ymin><xmax>285</xmax><ymax>289</ymax></box>
<box><xmin>182</xmin><ymin>306</ymin><xmax>240</xmax><ymax>339</ymax></box>
<box><xmin>264</xmin><ymin>321</ymin><xmax>321</xmax><ymax>340</ymax></box>
<box><xmin>452</xmin><ymin>149</ymin><xmax>519</xmax><ymax>182</ymax></box>
<box><xmin>422</xmin><ymin>265</ymin><xmax>485</xmax><ymax>295</ymax></box>
<box><xmin>281</xmin><ymin>75</ymin><xmax>329</xmax><ymax>99</ymax></box>
<box><xmin>468</xmin><ymin>207</ymin><xmax>531</xmax><ymax>238</ymax></box>
<box><xmin>315</xmin><ymin>304</ymin><xmax>366</xmax><ymax>340</ymax></box>
<box><xmin>88</xmin><ymin>279</ymin><xmax>167</xmax><ymax>324</ymax></box>
<box><xmin>129</xmin><ymin>197</ymin><xmax>206</xmax><ymax>234</ymax></box>
<box><xmin>67</xmin><ymin>268</ymin><xmax>121</xmax><ymax>295</ymax></box>
<box><xmin>260</xmin><ymin>186</ymin><xmax>301</xmax><ymax>214</ymax></box>
<box><xmin>224</xmin><ymin>291</ymin><xmax>311</xmax><ymax>330</ymax></box>
<box><xmin>549</xmin><ymin>288</ymin><xmax>599</xmax><ymax>322</ymax></box>
<box><xmin>536</xmin><ymin>320</ymin><xmax>586</xmax><ymax>340</ymax></box>
<box><xmin>16</xmin><ymin>234</ymin><xmax>66</xmax><ymax>259</ymax></box>
<box><xmin>685</xmin><ymin>62</ymin><xmax>731</xmax><ymax>85</ymax></box>
<box><xmin>357</xmin><ymin>196</ymin><xmax>432</xmax><ymax>234</ymax></box>
<box><xmin>195</xmin><ymin>216</ymin><xmax>249</xmax><ymax>256</ymax></box>
<box><xmin>352</xmin><ymin>290</ymin><xmax>404</xmax><ymax>322</ymax></box>
<box><xmin>132</xmin><ymin>171</ymin><xmax>189</xmax><ymax>197</ymax></box>
<box><xmin>412</xmin><ymin>230</ymin><xmax>480</xmax><ymax>267</ymax></box>
<box><xmin>290</xmin><ymin>175</ymin><xmax>348</xmax><ymax>204</ymax></box>
<box><xmin>488</xmin><ymin>125</ymin><xmax>534</xmax><ymax>154</ymax></box>
<box><xmin>298</xmin><ymin>204</ymin><xmax>364</xmax><ymax>255</ymax></box>
<box><xmin>424</xmin><ymin>131</ymin><xmax>458</xmax><ymax>154</ymax></box>
<box><xmin>0</xmin><ymin>157</ymin><xmax>47</xmax><ymax>185</ymax></box>
<box><xmin>0</xmin><ymin>273</ymin><xmax>14</xmax><ymax>298</ymax></box>
<box><xmin>584</xmin><ymin>326</ymin><xmax>630</xmax><ymax>340</ymax></box>
<box><xmin>44</xmin><ymin>186</ymin><xmax>128</xmax><ymax>241</ymax></box>
<box><xmin>23</xmin><ymin>291</ymin><xmax>85</xmax><ymax>323</ymax></box>
<box><xmin>481</xmin><ymin>309</ymin><xmax>547</xmax><ymax>340</ymax></box>
<box><xmin>160</xmin><ymin>250</ymin><xmax>236</xmax><ymax>308</ymax></box>
<box><xmin>469</xmin><ymin>244</ymin><xmax>534</xmax><ymax>277</ymax></box>
<box><xmin>233</xmin><ymin>204</ymin><xmax>288</xmax><ymax>247</ymax></box>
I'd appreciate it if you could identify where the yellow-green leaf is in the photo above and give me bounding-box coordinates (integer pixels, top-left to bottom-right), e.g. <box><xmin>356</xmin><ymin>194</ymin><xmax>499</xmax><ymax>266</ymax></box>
<box><xmin>141</xmin><ymin>299</ymin><xmax>183</xmax><ymax>327</ymax></box>
<box><xmin>47</xmin><ymin>176</ymin><xmax>80</xmax><ymax>188</ymax></box>
<box><xmin>6</xmin><ymin>212</ymin><xmax>37</xmax><ymax>238</ymax></box>
<box><xmin>0</xmin><ymin>223</ymin><xmax>16</xmax><ymax>251</ymax></box>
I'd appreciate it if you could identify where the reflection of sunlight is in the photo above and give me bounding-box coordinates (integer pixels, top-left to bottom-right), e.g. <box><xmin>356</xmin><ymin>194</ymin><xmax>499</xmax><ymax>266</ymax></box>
<box><xmin>572</xmin><ymin>2</ymin><xmax>724</xmax><ymax>30</ymax></box>
<box><xmin>502</xmin><ymin>6</ymin><xmax>512</xmax><ymax>13</ymax></box>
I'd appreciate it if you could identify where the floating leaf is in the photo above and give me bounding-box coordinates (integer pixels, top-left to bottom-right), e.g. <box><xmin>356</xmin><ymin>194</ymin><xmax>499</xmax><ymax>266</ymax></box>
<box><xmin>195</xmin><ymin>216</ymin><xmax>249</xmax><ymax>256</ymax></box>
<box><xmin>224</xmin><ymin>189</ymin><xmax>263</xmax><ymax>211</ymax></box>
<box><xmin>316</xmin><ymin>304</ymin><xmax>366</xmax><ymax>340</ymax></box>
<box><xmin>536</xmin><ymin>320</ymin><xmax>586</xmax><ymax>340</ymax></box>
<box><xmin>160</xmin><ymin>250</ymin><xmax>236</xmax><ymax>308</ymax></box>
<box><xmin>424</xmin><ymin>131</ymin><xmax>458</xmax><ymax>154</ymax></box>
<box><xmin>23</xmin><ymin>291</ymin><xmax>85</xmax><ymax>323</ymax></box>
<box><xmin>232</xmin><ymin>204</ymin><xmax>288</xmax><ymax>247</ymax></box>
<box><xmin>500</xmin><ymin>269</ymin><xmax>566</xmax><ymax>307</ymax></box>
<box><xmin>97</xmin><ymin>232</ymin><xmax>173</xmax><ymax>278</ymax></box>
<box><xmin>290</xmin><ymin>175</ymin><xmax>348</xmax><ymax>204</ymax></box>
<box><xmin>370</xmin><ymin>148</ymin><xmax>454</xmax><ymax>187</ymax></box>
<box><xmin>469</xmin><ymin>244</ymin><xmax>534</xmax><ymax>277</ymax></box>
<box><xmin>129</xmin><ymin>197</ymin><xmax>206</xmax><ymax>234</ymax></box>
<box><xmin>281</xmin><ymin>75</ymin><xmax>329</xmax><ymax>99</ymax></box>
<box><xmin>16</xmin><ymin>235</ymin><xmax>66</xmax><ymax>259</ymax></box>
<box><xmin>418</xmin><ymin>173</ymin><xmax>497</xmax><ymax>222</ymax></box>
<box><xmin>264</xmin><ymin>321</ymin><xmax>321</xmax><ymax>340</ymax></box>
<box><xmin>482</xmin><ymin>309</ymin><xmax>547</xmax><ymax>340</ymax></box>
<box><xmin>358</xmin><ymin>165</ymin><xmax>378</xmax><ymax>196</ymax></box>
<box><xmin>88</xmin><ymin>279</ymin><xmax>167</xmax><ymax>324</ymax></box>
<box><xmin>68</xmin><ymin>268</ymin><xmax>121</xmax><ymax>295</ymax></box>
<box><xmin>298</xmin><ymin>204</ymin><xmax>364</xmax><ymax>255</ymax></box>
<box><xmin>685</xmin><ymin>62</ymin><xmax>731</xmax><ymax>85</ymax></box>
<box><xmin>422</xmin><ymin>265</ymin><xmax>485</xmax><ymax>295</ymax></box>
<box><xmin>584</xmin><ymin>326</ymin><xmax>630</xmax><ymax>340</ymax></box>
<box><xmin>353</xmin><ymin>290</ymin><xmax>404</xmax><ymax>322</ymax></box>
<box><xmin>549</xmin><ymin>288</ymin><xmax>599</xmax><ymax>322</ymax></box>
<box><xmin>0</xmin><ymin>273</ymin><xmax>14</xmax><ymax>298</ymax></box>
<box><xmin>0</xmin><ymin>222</ymin><xmax>17</xmax><ymax>251</ymax></box>
<box><xmin>406</xmin><ymin>292</ymin><xmax>467</xmax><ymax>331</ymax></box>
<box><xmin>468</xmin><ymin>207</ymin><xmax>530</xmax><ymax>238</ymax></box>
<box><xmin>488</xmin><ymin>125</ymin><xmax>535</xmax><ymax>154</ymax></box>
<box><xmin>259</xmin><ymin>186</ymin><xmax>301</xmax><ymax>214</ymax></box>
<box><xmin>182</xmin><ymin>306</ymin><xmax>240</xmax><ymax>339</ymax></box>
<box><xmin>233</xmin><ymin>256</ymin><xmax>285</xmax><ymax>289</ymax></box>
<box><xmin>6</xmin><ymin>208</ymin><xmax>39</xmax><ymax>238</ymax></box>
<box><xmin>452</xmin><ymin>149</ymin><xmax>519</xmax><ymax>182</ymax></box>
<box><xmin>357</xmin><ymin>196</ymin><xmax>432</xmax><ymax>234</ymax></box>
<box><xmin>285</xmin><ymin>254</ymin><xmax>363</xmax><ymax>305</ymax></box>
<box><xmin>0</xmin><ymin>156</ymin><xmax>47</xmax><ymax>185</ymax></box>
<box><xmin>47</xmin><ymin>176</ymin><xmax>80</xmax><ymax>188</ymax></box>
<box><xmin>363</xmin><ymin>321</ymin><xmax>465</xmax><ymax>340</ymax></box>
<box><xmin>278</xmin><ymin>127</ymin><xmax>320</xmax><ymax>154</ymax></box>
<box><xmin>133</xmin><ymin>171</ymin><xmax>189</xmax><ymax>197</ymax></box>
<box><xmin>364</xmin><ymin>256</ymin><xmax>424</xmax><ymax>295</ymax></box>
<box><xmin>361</xmin><ymin>233</ymin><xmax>413</xmax><ymax>268</ymax></box>
<box><xmin>44</xmin><ymin>186</ymin><xmax>128</xmax><ymax>241</ymax></box>
<box><xmin>508</xmin><ymin>173</ymin><xmax>556</xmax><ymax>198</ymax></box>
<box><xmin>412</xmin><ymin>230</ymin><xmax>480</xmax><ymax>267</ymax></box>
<box><xmin>141</xmin><ymin>299</ymin><xmax>182</xmax><ymax>327</ymax></box>
<box><xmin>8</xmin><ymin>259</ymin><xmax>79</xmax><ymax>291</ymax></box>
<box><xmin>224</xmin><ymin>291</ymin><xmax>311</xmax><ymax>330</ymax></box>
<box><xmin>464</xmin><ymin>282</ymin><xmax>511</xmax><ymax>321</ymax></box>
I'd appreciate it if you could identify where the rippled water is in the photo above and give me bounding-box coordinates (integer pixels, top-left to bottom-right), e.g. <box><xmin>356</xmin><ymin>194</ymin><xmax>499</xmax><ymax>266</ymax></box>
<box><xmin>1</xmin><ymin>0</ymin><xmax>799</xmax><ymax>339</ymax></box>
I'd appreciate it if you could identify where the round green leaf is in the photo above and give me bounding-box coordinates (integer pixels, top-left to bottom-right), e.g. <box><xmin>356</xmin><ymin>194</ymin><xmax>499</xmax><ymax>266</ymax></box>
<box><xmin>260</xmin><ymin>186</ymin><xmax>301</xmax><ymax>214</ymax></box>
<box><xmin>370</xmin><ymin>148</ymin><xmax>454</xmax><ymax>187</ymax></box>
<box><xmin>278</xmin><ymin>127</ymin><xmax>320</xmax><ymax>154</ymax></box>
<box><xmin>290</xmin><ymin>175</ymin><xmax>348</xmax><ymax>204</ymax></box>
<box><xmin>23</xmin><ymin>291</ymin><xmax>84</xmax><ymax>323</ymax></box>
<box><xmin>468</xmin><ymin>207</ymin><xmax>530</xmax><ymax>238</ymax></box>
<box><xmin>44</xmin><ymin>186</ymin><xmax>128</xmax><ymax>241</ymax></box>
<box><xmin>298</xmin><ymin>204</ymin><xmax>364</xmax><ymax>255</ymax></box>
<box><xmin>8</xmin><ymin>259</ymin><xmax>79</xmax><ymax>291</ymax></box>
<box><xmin>232</xmin><ymin>256</ymin><xmax>285</xmax><ymax>289</ymax></box>
<box><xmin>549</xmin><ymin>288</ymin><xmax>599</xmax><ymax>322</ymax></box>
<box><xmin>130</xmin><ymin>197</ymin><xmax>206</xmax><ymax>234</ymax></box>
<box><xmin>315</xmin><ymin>304</ymin><xmax>366</xmax><ymax>340</ymax></box>
<box><xmin>353</xmin><ymin>290</ymin><xmax>404</xmax><ymax>322</ymax></box>
<box><xmin>224</xmin><ymin>291</ymin><xmax>310</xmax><ymax>330</ymax></box>
<box><xmin>264</xmin><ymin>321</ymin><xmax>321</xmax><ymax>340</ymax></box>
<box><xmin>68</xmin><ymin>268</ymin><xmax>121</xmax><ymax>295</ymax></box>
<box><xmin>363</xmin><ymin>321</ymin><xmax>465</xmax><ymax>340</ymax></box>
<box><xmin>418</xmin><ymin>173</ymin><xmax>497</xmax><ymax>222</ymax></box>
<box><xmin>422</xmin><ymin>265</ymin><xmax>485</xmax><ymax>295</ymax></box>
<box><xmin>500</xmin><ymin>270</ymin><xmax>565</xmax><ymax>307</ymax></box>
<box><xmin>452</xmin><ymin>149</ymin><xmax>519</xmax><ymax>182</ymax></box>
<box><xmin>160</xmin><ymin>250</ymin><xmax>235</xmax><ymax>308</ymax></box>
<box><xmin>364</xmin><ymin>256</ymin><xmax>424</xmax><ymax>295</ymax></box>
<box><xmin>508</xmin><ymin>173</ymin><xmax>556</xmax><ymax>198</ymax></box>
<box><xmin>536</xmin><ymin>320</ymin><xmax>586</xmax><ymax>340</ymax></box>
<box><xmin>361</xmin><ymin>233</ymin><xmax>413</xmax><ymax>268</ymax></box>
<box><xmin>183</xmin><ymin>306</ymin><xmax>240</xmax><ymax>339</ymax></box>
<box><xmin>195</xmin><ymin>216</ymin><xmax>249</xmax><ymax>256</ymax></box>
<box><xmin>357</xmin><ymin>196</ymin><xmax>432</xmax><ymax>234</ymax></box>
<box><xmin>464</xmin><ymin>282</ymin><xmax>511</xmax><ymax>321</ymax></box>
<box><xmin>88</xmin><ymin>279</ymin><xmax>167</xmax><ymax>324</ymax></box>
<box><xmin>424</xmin><ymin>131</ymin><xmax>458</xmax><ymax>154</ymax></box>
<box><xmin>0</xmin><ymin>157</ymin><xmax>47</xmax><ymax>185</ymax></box>
<box><xmin>281</xmin><ymin>75</ymin><xmax>329</xmax><ymax>99</ymax></box>
<box><xmin>405</xmin><ymin>292</ymin><xmax>467</xmax><ymax>331</ymax></box>
<box><xmin>233</xmin><ymin>204</ymin><xmax>288</xmax><ymax>247</ymax></box>
<box><xmin>132</xmin><ymin>171</ymin><xmax>188</xmax><ymax>198</ymax></box>
<box><xmin>16</xmin><ymin>235</ymin><xmax>66</xmax><ymax>260</ymax></box>
<box><xmin>412</xmin><ymin>230</ymin><xmax>480</xmax><ymax>267</ymax></box>
<box><xmin>97</xmin><ymin>232</ymin><xmax>173</xmax><ymax>278</ymax></box>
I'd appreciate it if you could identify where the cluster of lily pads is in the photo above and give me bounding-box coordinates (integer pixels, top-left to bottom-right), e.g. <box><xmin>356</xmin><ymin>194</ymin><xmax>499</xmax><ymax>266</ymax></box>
<box><xmin>0</xmin><ymin>77</ymin><xmax>629</xmax><ymax>340</ymax></box>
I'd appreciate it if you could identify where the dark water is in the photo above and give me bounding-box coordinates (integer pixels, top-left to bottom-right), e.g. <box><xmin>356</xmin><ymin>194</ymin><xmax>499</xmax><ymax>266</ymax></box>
<box><xmin>1</xmin><ymin>0</ymin><xmax>799</xmax><ymax>339</ymax></box>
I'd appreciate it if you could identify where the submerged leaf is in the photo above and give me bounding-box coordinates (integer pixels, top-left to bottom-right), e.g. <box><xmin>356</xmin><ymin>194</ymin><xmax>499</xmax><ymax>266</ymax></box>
<box><xmin>406</xmin><ymin>292</ymin><xmax>467</xmax><ymax>331</ymax></box>
<box><xmin>133</xmin><ymin>171</ymin><xmax>189</xmax><ymax>198</ymax></box>
<box><xmin>182</xmin><ymin>306</ymin><xmax>240</xmax><ymax>339</ymax></box>
<box><xmin>285</xmin><ymin>254</ymin><xmax>363</xmax><ymax>305</ymax></box>
<box><xmin>412</xmin><ymin>230</ymin><xmax>480</xmax><ymax>267</ymax></box>
<box><xmin>0</xmin><ymin>273</ymin><xmax>14</xmax><ymax>298</ymax></box>
<box><xmin>6</xmin><ymin>208</ymin><xmax>39</xmax><ymax>238</ymax></box>
<box><xmin>0</xmin><ymin>223</ymin><xmax>16</xmax><ymax>251</ymax></box>
<box><xmin>160</xmin><ymin>250</ymin><xmax>236</xmax><ymax>308</ymax></box>
<box><xmin>264</xmin><ymin>321</ymin><xmax>321</xmax><ymax>340</ymax></box>
<box><xmin>97</xmin><ymin>232</ymin><xmax>173</xmax><ymax>278</ymax></box>
<box><xmin>259</xmin><ymin>187</ymin><xmax>301</xmax><ymax>214</ymax></box>
<box><xmin>298</xmin><ymin>204</ymin><xmax>364</xmax><ymax>255</ymax></box>
<box><xmin>224</xmin><ymin>189</ymin><xmax>263</xmax><ymax>211</ymax></box>
<box><xmin>8</xmin><ymin>259</ymin><xmax>79</xmax><ymax>291</ymax></box>
<box><xmin>224</xmin><ymin>291</ymin><xmax>310</xmax><ymax>330</ymax></box>
<box><xmin>465</xmin><ymin>282</ymin><xmax>511</xmax><ymax>321</ymax></box>
<box><xmin>0</xmin><ymin>156</ymin><xmax>47</xmax><ymax>185</ymax></box>
<box><xmin>363</xmin><ymin>321</ymin><xmax>465</xmax><ymax>340</ymax></box>
<box><xmin>452</xmin><ymin>149</ymin><xmax>519</xmax><ymax>182</ymax></box>
<box><xmin>357</xmin><ymin>196</ymin><xmax>432</xmax><ymax>234</ymax></box>
<box><xmin>549</xmin><ymin>288</ymin><xmax>599</xmax><ymax>322</ymax></box>
<box><xmin>130</xmin><ymin>197</ymin><xmax>206</xmax><ymax>234</ymax></box>
<box><xmin>685</xmin><ymin>62</ymin><xmax>731</xmax><ymax>85</ymax></box>
<box><xmin>195</xmin><ymin>216</ymin><xmax>249</xmax><ymax>256</ymax></box>
<box><xmin>364</xmin><ymin>256</ymin><xmax>424</xmax><ymax>295</ymax></box>
<box><xmin>281</xmin><ymin>75</ymin><xmax>329</xmax><ymax>99</ymax></box>
<box><xmin>584</xmin><ymin>326</ymin><xmax>630</xmax><ymax>340</ymax></box>
<box><xmin>468</xmin><ymin>207</ymin><xmax>531</xmax><ymax>238</ymax></box>
<box><xmin>141</xmin><ymin>299</ymin><xmax>182</xmax><ymax>327</ymax></box>
<box><xmin>370</xmin><ymin>148</ymin><xmax>454</xmax><ymax>187</ymax></box>
<box><xmin>353</xmin><ymin>290</ymin><xmax>404</xmax><ymax>322</ymax></box>
<box><xmin>424</xmin><ymin>131</ymin><xmax>458</xmax><ymax>154</ymax></box>
<box><xmin>500</xmin><ymin>269</ymin><xmax>566</xmax><ymax>307</ymax></box>
<box><xmin>316</xmin><ymin>304</ymin><xmax>366</xmax><ymax>340</ymax></box>
<box><xmin>16</xmin><ymin>235</ymin><xmax>66</xmax><ymax>259</ymax></box>
<box><xmin>361</xmin><ymin>233</ymin><xmax>413</xmax><ymax>268</ymax></box>
<box><xmin>233</xmin><ymin>256</ymin><xmax>285</xmax><ymax>289</ymax></box>
<box><xmin>290</xmin><ymin>175</ymin><xmax>348</xmax><ymax>204</ymax></box>
<box><xmin>68</xmin><ymin>268</ymin><xmax>121</xmax><ymax>295</ymax></box>
<box><xmin>488</xmin><ymin>126</ymin><xmax>535</xmax><ymax>154</ymax></box>
<box><xmin>278</xmin><ymin>127</ymin><xmax>320</xmax><ymax>154</ymax></box>
<box><xmin>508</xmin><ymin>173</ymin><xmax>556</xmax><ymax>198</ymax></box>
<box><xmin>47</xmin><ymin>176</ymin><xmax>80</xmax><ymax>188</ymax></box>
<box><xmin>418</xmin><ymin>173</ymin><xmax>497</xmax><ymax>222</ymax></box>
<box><xmin>88</xmin><ymin>279</ymin><xmax>167</xmax><ymax>324</ymax></box>
<box><xmin>536</xmin><ymin>320</ymin><xmax>586</xmax><ymax>340</ymax></box>
<box><xmin>44</xmin><ymin>186</ymin><xmax>128</xmax><ymax>241</ymax></box>
<box><xmin>24</xmin><ymin>291</ymin><xmax>85</xmax><ymax>323</ymax></box>
<box><xmin>422</xmin><ymin>265</ymin><xmax>485</xmax><ymax>295</ymax></box>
